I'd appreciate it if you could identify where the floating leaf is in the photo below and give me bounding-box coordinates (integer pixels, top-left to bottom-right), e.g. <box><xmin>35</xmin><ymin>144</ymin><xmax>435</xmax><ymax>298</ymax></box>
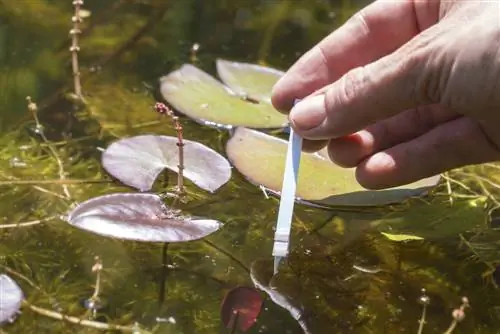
<box><xmin>216</xmin><ymin>59</ymin><xmax>283</xmax><ymax>104</ymax></box>
<box><xmin>226</xmin><ymin>127</ymin><xmax>440</xmax><ymax>207</ymax></box>
<box><xmin>159</xmin><ymin>63</ymin><xmax>288</xmax><ymax>129</ymax></box>
<box><xmin>220</xmin><ymin>286</ymin><xmax>263</xmax><ymax>332</ymax></box>
<box><xmin>102</xmin><ymin>135</ymin><xmax>231</xmax><ymax>192</ymax></box>
<box><xmin>380</xmin><ymin>232</ymin><xmax>424</xmax><ymax>242</ymax></box>
<box><xmin>0</xmin><ymin>274</ymin><xmax>24</xmax><ymax>325</ymax></box>
<box><xmin>66</xmin><ymin>193</ymin><xmax>222</xmax><ymax>242</ymax></box>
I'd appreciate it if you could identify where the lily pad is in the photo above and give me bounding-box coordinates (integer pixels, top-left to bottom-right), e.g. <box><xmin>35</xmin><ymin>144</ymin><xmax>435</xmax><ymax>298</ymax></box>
<box><xmin>159</xmin><ymin>62</ymin><xmax>288</xmax><ymax>129</ymax></box>
<box><xmin>0</xmin><ymin>274</ymin><xmax>24</xmax><ymax>325</ymax></box>
<box><xmin>66</xmin><ymin>193</ymin><xmax>222</xmax><ymax>242</ymax></box>
<box><xmin>220</xmin><ymin>286</ymin><xmax>263</xmax><ymax>332</ymax></box>
<box><xmin>226</xmin><ymin>127</ymin><xmax>440</xmax><ymax>207</ymax></box>
<box><xmin>216</xmin><ymin>59</ymin><xmax>284</xmax><ymax>104</ymax></box>
<box><xmin>102</xmin><ymin>135</ymin><xmax>231</xmax><ymax>192</ymax></box>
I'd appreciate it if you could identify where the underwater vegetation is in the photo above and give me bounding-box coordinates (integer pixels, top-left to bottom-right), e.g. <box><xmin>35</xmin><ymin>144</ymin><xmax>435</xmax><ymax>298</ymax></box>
<box><xmin>2</xmin><ymin>0</ymin><xmax>500</xmax><ymax>333</ymax></box>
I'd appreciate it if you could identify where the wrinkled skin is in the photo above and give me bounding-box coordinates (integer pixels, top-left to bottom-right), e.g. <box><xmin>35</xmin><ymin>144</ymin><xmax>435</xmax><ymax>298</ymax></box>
<box><xmin>272</xmin><ymin>0</ymin><xmax>500</xmax><ymax>190</ymax></box>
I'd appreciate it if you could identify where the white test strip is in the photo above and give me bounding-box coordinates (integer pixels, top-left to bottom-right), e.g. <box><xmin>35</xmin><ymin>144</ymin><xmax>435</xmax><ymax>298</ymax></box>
<box><xmin>272</xmin><ymin>99</ymin><xmax>303</xmax><ymax>275</ymax></box>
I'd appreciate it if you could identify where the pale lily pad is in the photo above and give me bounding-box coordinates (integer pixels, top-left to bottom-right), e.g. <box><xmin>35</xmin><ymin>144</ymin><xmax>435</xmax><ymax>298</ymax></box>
<box><xmin>102</xmin><ymin>135</ymin><xmax>231</xmax><ymax>192</ymax></box>
<box><xmin>159</xmin><ymin>63</ymin><xmax>288</xmax><ymax>129</ymax></box>
<box><xmin>66</xmin><ymin>193</ymin><xmax>222</xmax><ymax>242</ymax></box>
<box><xmin>0</xmin><ymin>274</ymin><xmax>24</xmax><ymax>325</ymax></box>
<box><xmin>225</xmin><ymin>127</ymin><xmax>440</xmax><ymax>207</ymax></box>
<box><xmin>216</xmin><ymin>59</ymin><xmax>284</xmax><ymax>104</ymax></box>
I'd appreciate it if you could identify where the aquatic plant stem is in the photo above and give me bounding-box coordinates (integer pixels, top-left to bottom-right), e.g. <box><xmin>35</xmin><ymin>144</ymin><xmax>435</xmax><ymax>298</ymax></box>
<box><xmin>26</xmin><ymin>97</ymin><xmax>72</xmax><ymax>200</ymax></box>
<box><xmin>26</xmin><ymin>302</ymin><xmax>152</xmax><ymax>333</ymax></box>
<box><xmin>153</xmin><ymin>102</ymin><xmax>185</xmax><ymax>196</ymax></box>
<box><xmin>0</xmin><ymin>215</ymin><xmax>57</xmax><ymax>229</ymax></box>
<box><xmin>417</xmin><ymin>289</ymin><xmax>430</xmax><ymax>334</ymax></box>
<box><xmin>443</xmin><ymin>297</ymin><xmax>469</xmax><ymax>334</ymax></box>
<box><xmin>70</xmin><ymin>0</ymin><xmax>84</xmax><ymax>100</ymax></box>
<box><xmin>91</xmin><ymin>256</ymin><xmax>103</xmax><ymax>300</ymax></box>
<box><xmin>158</xmin><ymin>242</ymin><xmax>169</xmax><ymax>306</ymax></box>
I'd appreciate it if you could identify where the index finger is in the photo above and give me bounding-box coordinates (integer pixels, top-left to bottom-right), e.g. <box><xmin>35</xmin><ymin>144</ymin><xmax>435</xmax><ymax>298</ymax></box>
<box><xmin>271</xmin><ymin>0</ymin><xmax>439</xmax><ymax>113</ymax></box>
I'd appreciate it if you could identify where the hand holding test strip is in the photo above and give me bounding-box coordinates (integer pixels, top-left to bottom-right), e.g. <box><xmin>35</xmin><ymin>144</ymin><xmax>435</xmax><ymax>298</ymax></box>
<box><xmin>272</xmin><ymin>99</ymin><xmax>303</xmax><ymax>275</ymax></box>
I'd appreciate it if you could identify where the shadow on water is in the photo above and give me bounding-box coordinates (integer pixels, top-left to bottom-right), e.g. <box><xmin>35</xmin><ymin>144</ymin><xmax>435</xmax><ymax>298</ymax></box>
<box><xmin>1</xmin><ymin>1</ymin><xmax>500</xmax><ymax>333</ymax></box>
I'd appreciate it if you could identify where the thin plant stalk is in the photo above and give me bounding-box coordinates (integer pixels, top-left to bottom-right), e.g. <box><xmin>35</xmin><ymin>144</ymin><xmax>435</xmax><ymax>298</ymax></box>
<box><xmin>26</xmin><ymin>302</ymin><xmax>151</xmax><ymax>333</ymax></box>
<box><xmin>158</xmin><ymin>242</ymin><xmax>169</xmax><ymax>306</ymax></box>
<box><xmin>70</xmin><ymin>0</ymin><xmax>84</xmax><ymax>99</ymax></box>
<box><xmin>417</xmin><ymin>289</ymin><xmax>430</xmax><ymax>334</ymax></box>
<box><xmin>26</xmin><ymin>97</ymin><xmax>72</xmax><ymax>200</ymax></box>
<box><xmin>91</xmin><ymin>256</ymin><xmax>103</xmax><ymax>300</ymax></box>
<box><xmin>443</xmin><ymin>297</ymin><xmax>469</xmax><ymax>334</ymax></box>
<box><xmin>153</xmin><ymin>102</ymin><xmax>185</xmax><ymax>196</ymax></box>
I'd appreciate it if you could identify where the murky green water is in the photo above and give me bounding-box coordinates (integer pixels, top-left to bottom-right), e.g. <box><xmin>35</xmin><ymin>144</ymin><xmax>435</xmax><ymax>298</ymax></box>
<box><xmin>1</xmin><ymin>1</ymin><xmax>500</xmax><ymax>333</ymax></box>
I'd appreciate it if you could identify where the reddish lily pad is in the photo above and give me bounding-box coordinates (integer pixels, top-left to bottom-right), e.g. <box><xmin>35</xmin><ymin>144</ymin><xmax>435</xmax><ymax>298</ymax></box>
<box><xmin>66</xmin><ymin>193</ymin><xmax>222</xmax><ymax>242</ymax></box>
<box><xmin>225</xmin><ymin>127</ymin><xmax>440</xmax><ymax>207</ymax></box>
<box><xmin>220</xmin><ymin>286</ymin><xmax>264</xmax><ymax>332</ymax></box>
<box><xmin>101</xmin><ymin>135</ymin><xmax>231</xmax><ymax>192</ymax></box>
<box><xmin>159</xmin><ymin>62</ymin><xmax>288</xmax><ymax>129</ymax></box>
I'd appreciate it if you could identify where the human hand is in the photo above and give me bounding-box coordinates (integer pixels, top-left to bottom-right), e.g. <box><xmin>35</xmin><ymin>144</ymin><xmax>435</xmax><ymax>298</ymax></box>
<box><xmin>271</xmin><ymin>0</ymin><xmax>500</xmax><ymax>190</ymax></box>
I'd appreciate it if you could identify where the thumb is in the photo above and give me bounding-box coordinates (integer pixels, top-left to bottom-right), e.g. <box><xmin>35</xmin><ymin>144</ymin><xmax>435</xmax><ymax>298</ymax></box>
<box><xmin>289</xmin><ymin>27</ymin><xmax>441</xmax><ymax>140</ymax></box>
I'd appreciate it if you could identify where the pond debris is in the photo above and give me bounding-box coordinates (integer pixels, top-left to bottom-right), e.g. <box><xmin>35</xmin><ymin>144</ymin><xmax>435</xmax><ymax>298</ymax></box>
<box><xmin>154</xmin><ymin>102</ymin><xmax>185</xmax><ymax>196</ymax></box>
<box><xmin>70</xmin><ymin>0</ymin><xmax>84</xmax><ymax>100</ymax></box>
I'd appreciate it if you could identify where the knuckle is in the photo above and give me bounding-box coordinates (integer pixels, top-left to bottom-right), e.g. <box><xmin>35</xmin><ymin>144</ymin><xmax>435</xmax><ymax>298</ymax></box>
<box><xmin>336</xmin><ymin>66</ymin><xmax>371</xmax><ymax>106</ymax></box>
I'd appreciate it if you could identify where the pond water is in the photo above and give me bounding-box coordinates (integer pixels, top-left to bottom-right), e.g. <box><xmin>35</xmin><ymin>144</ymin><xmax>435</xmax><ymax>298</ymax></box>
<box><xmin>1</xmin><ymin>1</ymin><xmax>500</xmax><ymax>333</ymax></box>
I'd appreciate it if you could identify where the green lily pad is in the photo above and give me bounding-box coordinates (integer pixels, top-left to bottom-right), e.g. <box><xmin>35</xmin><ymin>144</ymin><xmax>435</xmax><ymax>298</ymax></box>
<box><xmin>225</xmin><ymin>127</ymin><xmax>441</xmax><ymax>207</ymax></box>
<box><xmin>216</xmin><ymin>59</ymin><xmax>284</xmax><ymax>104</ymax></box>
<box><xmin>159</xmin><ymin>62</ymin><xmax>288</xmax><ymax>129</ymax></box>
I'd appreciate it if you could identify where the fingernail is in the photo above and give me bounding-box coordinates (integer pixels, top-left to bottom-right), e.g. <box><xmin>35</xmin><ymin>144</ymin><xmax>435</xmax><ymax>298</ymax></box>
<box><xmin>289</xmin><ymin>95</ymin><xmax>326</xmax><ymax>131</ymax></box>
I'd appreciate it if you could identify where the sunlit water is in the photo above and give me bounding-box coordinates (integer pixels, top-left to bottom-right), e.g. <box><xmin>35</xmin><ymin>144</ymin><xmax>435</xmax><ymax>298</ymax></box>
<box><xmin>1</xmin><ymin>1</ymin><xmax>500</xmax><ymax>333</ymax></box>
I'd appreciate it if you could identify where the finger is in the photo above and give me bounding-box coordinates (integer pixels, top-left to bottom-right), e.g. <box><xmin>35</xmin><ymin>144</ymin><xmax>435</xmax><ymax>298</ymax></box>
<box><xmin>327</xmin><ymin>105</ymin><xmax>458</xmax><ymax>167</ymax></box>
<box><xmin>354</xmin><ymin>117</ymin><xmax>500</xmax><ymax>189</ymax></box>
<box><xmin>271</xmin><ymin>0</ymin><xmax>439</xmax><ymax>113</ymax></box>
<box><xmin>288</xmin><ymin>20</ymin><xmax>447</xmax><ymax>140</ymax></box>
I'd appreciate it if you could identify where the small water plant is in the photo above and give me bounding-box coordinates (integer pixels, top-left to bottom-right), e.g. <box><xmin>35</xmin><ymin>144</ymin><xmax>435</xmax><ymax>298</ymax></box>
<box><xmin>417</xmin><ymin>288</ymin><xmax>470</xmax><ymax>334</ymax></box>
